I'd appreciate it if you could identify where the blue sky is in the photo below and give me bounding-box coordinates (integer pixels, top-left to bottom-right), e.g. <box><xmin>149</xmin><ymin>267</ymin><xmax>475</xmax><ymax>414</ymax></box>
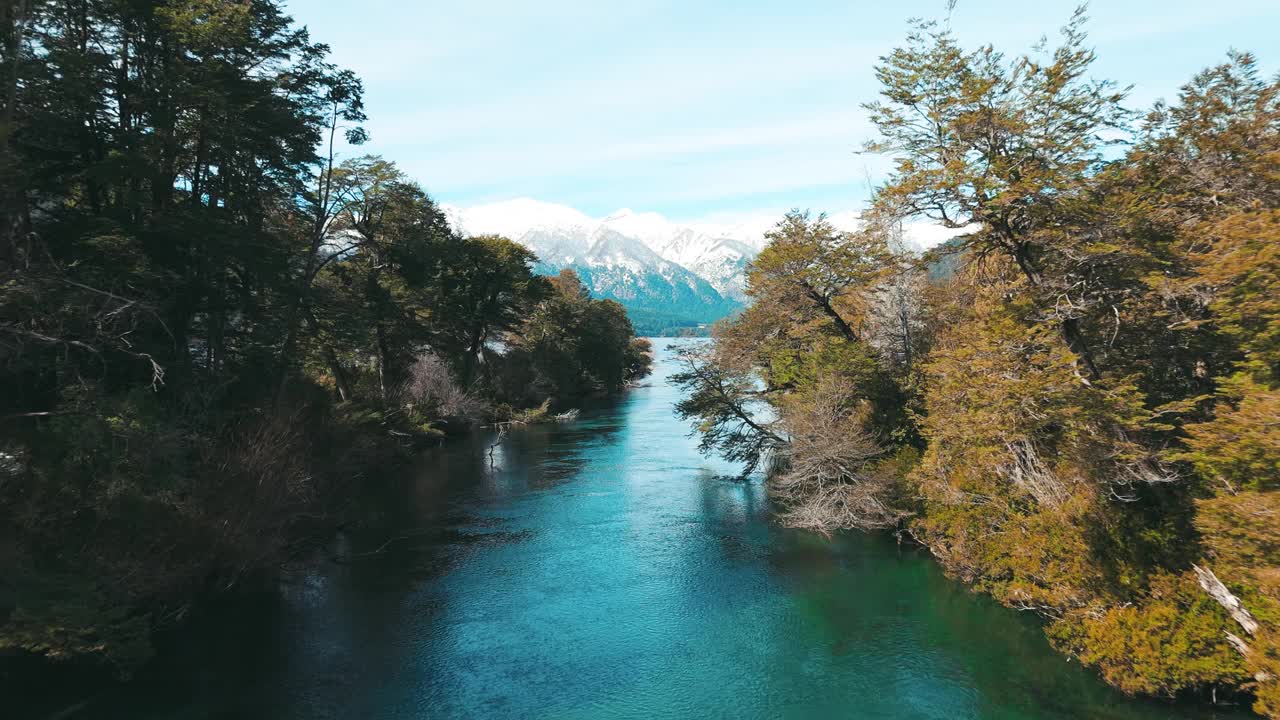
<box><xmin>286</xmin><ymin>0</ymin><xmax>1279</xmax><ymax>223</ymax></box>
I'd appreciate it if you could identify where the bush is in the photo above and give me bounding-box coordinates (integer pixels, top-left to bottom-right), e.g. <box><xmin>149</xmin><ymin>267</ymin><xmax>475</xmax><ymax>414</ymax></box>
<box><xmin>400</xmin><ymin>352</ymin><xmax>486</xmax><ymax>422</ymax></box>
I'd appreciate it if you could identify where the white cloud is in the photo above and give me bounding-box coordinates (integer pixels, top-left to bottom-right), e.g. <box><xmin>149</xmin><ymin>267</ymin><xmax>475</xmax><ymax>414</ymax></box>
<box><xmin>292</xmin><ymin>0</ymin><xmax>1280</xmax><ymax>226</ymax></box>
<box><xmin>449</xmin><ymin>197</ymin><xmax>968</xmax><ymax>252</ymax></box>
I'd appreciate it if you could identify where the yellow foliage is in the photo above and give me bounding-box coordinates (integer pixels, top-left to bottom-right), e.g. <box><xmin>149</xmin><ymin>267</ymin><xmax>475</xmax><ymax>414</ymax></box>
<box><xmin>1193</xmin><ymin>210</ymin><xmax>1280</xmax><ymax>380</ymax></box>
<box><xmin>907</xmin><ymin>282</ymin><xmax>1161</xmax><ymax>607</ymax></box>
<box><xmin>1196</xmin><ymin>490</ymin><xmax>1280</xmax><ymax>715</ymax></box>
<box><xmin>1049</xmin><ymin>572</ymin><xmax>1249</xmax><ymax>696</ymax></box>
<box><xmin>1184</xmin><ymin>377</ymin><xmax>1280</xmax><ymax>493</ymax></box>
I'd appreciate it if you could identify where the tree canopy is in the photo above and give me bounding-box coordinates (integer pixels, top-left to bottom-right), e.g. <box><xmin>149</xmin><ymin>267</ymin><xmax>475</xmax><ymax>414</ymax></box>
<box><xmin>0</xmin><ymin>0</ymin><xmax>649</xmax><ymax>677</ymax></box>
<box><xmin>677</xmin><ymin>10</ymin><xmax>1280</xmax><ymax>716</ymax></box>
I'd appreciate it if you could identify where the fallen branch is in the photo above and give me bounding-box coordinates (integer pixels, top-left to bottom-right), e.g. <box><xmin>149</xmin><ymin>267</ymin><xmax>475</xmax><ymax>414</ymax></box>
<box><xmin>1193</xmin><ymin>564</ymin><xmax>1259</xmax><ymax>636</ymax></box>
<box><xmin>1225</xmin><ymin>633</ymin><xmax>1280</xmax><ymax>684</ymax></box>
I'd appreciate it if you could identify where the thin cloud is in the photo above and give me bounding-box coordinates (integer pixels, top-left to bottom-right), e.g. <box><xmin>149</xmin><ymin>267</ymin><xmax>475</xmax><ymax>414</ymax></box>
<box><xmin>291</xmin><ymin>0</ymin><xmax>1280</xmax><ymax>218</ymax></box>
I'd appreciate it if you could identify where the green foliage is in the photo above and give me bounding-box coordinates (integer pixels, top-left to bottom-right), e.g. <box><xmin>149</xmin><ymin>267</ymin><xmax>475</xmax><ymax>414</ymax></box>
<box><xmin>864</xmin><ymin>7</ymin><xmax>1128</xmax><ymax>279</ymax></box>
<box><xmin>0</xmin><ymin>0</ymin><xmax>648</xmax><ymax>680</ymax></box>
<box><xmin>498</xmin><ymin>270</ymin><xmax>652</xmax><ymax>406</ymax></box>
<box><xmin>1</xmin><ymin>571</ymin><xmax>153</xmax><ymax>672</ymax></box>
<box><xmin>422</xmin><ymin>233</ymin><xmax>549</xmax><ymax>385</ymax></box>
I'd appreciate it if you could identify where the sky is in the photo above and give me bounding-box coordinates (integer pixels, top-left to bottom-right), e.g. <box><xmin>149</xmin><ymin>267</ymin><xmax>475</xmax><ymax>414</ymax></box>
<box><xmin>285</xmin><ymin>0</ymin><xmax>1280</xmax><ymax>226</ymax></box>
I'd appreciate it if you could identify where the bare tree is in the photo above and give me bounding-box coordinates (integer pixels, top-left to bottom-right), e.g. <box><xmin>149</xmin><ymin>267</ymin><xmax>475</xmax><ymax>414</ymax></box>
<box><xmin>400</xmin><ymin>352</ymin><xmax>486</xmax><ymax>421</ymax></box>
<box><xmin>771</xmin><ymin>378</ymin><xmax>908</xmax><ymax>534</ymax></box>
<box><xmin>867</xmin><ymin>259</ymin><xmax>931</xmax><ymax>372</ymax></box>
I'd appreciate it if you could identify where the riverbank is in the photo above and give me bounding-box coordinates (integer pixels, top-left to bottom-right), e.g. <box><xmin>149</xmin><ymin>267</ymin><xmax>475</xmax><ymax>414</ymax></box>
<box><xmin>12</xmin><ymin>341</ymin><xmax>1248</xmax><ymax>720</ymax></box>
<box><xmin>4</xmin><ymin>390</ymin><xmax>617</xmax><ymax>720</ymax></box>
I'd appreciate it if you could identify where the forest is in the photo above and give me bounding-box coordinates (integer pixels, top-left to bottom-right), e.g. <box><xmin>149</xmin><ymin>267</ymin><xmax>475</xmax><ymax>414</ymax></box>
<box><xmin>3</xmin><ymin>0</ymin><xmax>1279</xmax><ymax>717</ymax></box>
<box><xmin>0</xmin><ymin>0</ymin><xmax>649</xmax><ymax>679</ymax></box>
<box><xmin>675</xmin><ymin>10</ymin><xmax>1280</xmax><ymax>717</ymax></box>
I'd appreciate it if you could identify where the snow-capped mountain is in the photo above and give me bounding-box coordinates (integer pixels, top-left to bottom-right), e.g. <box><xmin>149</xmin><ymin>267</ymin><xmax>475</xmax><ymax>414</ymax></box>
<box><xmin>446</xmin><ymin>199</ymin><xmax>775</xmax><ymax>303</ymax></box>
<box><xmin>444</xmin><ymin>198</ymin><xmax>960</xmax><ymax>333</ymax></box>
<box><xmin>444</xmin><ymin>200</ymin><xmax>767</xmax><ymax>332</ymax></box>
<box><xmin>575</xmin><ymin>230</ymin><xmax>739</xmax><ymax>324</ymax></box>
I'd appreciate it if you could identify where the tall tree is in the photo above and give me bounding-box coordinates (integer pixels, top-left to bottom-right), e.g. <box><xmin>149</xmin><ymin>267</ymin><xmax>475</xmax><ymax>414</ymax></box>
<box><xmin>864</xmin><ymin>6</ymin><xmax>1128</xmax><ymax>380</ymax></box>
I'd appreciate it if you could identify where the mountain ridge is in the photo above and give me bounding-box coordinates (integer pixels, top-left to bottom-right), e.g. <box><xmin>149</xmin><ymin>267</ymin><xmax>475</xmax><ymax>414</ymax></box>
<box><xmin>445</xmin><ymin>200</ymin><xmax>777</xmax><ymax>333</ymax></box>
<box><xmin>444</xmin><ymin>199</ymin><xmax>961</xmax><ymax>334</ymax></box>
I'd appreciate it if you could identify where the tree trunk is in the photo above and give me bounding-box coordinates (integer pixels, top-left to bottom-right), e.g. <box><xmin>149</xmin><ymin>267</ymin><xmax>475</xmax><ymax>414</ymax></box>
<box><xmin>325</xmin><ymin>345</ymin><xmax>352</xmax><ymax>402</ymax></box>
<box><xmin>277</xmin><ymin>102</ymin><xmax>341</xmax><ymax>389</ymax></box>
<box><xmin>1004</xmin><ymin>234</ymin><xmax>1103</xmax><ymax>382</ymax></box>
<box><xmin>151</xmin><ymin>39</ymin><xmax>178</xmax><ymax>210</ymax></box>
<box><xmin>803</xmin><ymin>284</ymin><xmax>858</xmax><ymax>342</ymax></box>
<box><xmin>1062</xmin><ymin>317</ymin><xmax>1101</xmax><ymax>382</ymax></box>
<box><xmin>190</xmin><ymin>121</ymin><xmax>206</xmax><ymax>207</ymax></box>
<box><xmin>1193</xmin><ymin>564</ymin><xmax>1259</xmax><ymax>636</ymax></box>
<box><xmin>376</xmin><ymin>323</ymin><xmax>391</xmax><ymax>404</ymax></box>
<box><xmin>302</xmin><ymin>309</ymin><xmax>351</xmax><ymax>402</ymax></box>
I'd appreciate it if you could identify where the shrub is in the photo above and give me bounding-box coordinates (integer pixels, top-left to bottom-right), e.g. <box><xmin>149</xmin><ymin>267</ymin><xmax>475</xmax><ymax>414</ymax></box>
<box><xmin>400</xmin><ymin>352</ymin><xmax>487</xmax><ymax>422</ymax></box>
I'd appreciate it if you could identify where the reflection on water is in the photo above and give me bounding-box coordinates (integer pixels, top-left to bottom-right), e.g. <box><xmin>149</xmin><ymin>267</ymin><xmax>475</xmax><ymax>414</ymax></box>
<box><xmin>71</xmin><ymin>340</ymin><xmax>1248</xmax><ymax>720</ymax></box>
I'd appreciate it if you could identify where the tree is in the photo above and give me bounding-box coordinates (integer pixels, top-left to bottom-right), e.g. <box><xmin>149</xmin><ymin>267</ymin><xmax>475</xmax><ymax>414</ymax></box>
<box><xmin>677</xmin><ymin>9</ymin><xmax>1279</xmax><ymax>712</ymax></box>
<box><xmin>0</xmin><ymin>0</ymin><xmax>372</xmax><ymax>672</ymax></box>
<box><xmin>770</xmin><ymin>377</ymin><xmax>905</xmax><ymax>533</ymax></box>
<box><xmin>745</xmin><ymin>211</ymin><xmax>890</xmax><ymax>345</ymax></box>
<box><xmin>503</xmin><ymin>269</ymin><xmax>650</xmax><ymax>405</ymax></box>
<box><xmin>0</xmin><ymin>0</ymin><xmax>653</xmax><ymax>683</ymax></box>
<box><xmin>671</xmin><ymin>342</ymin><xmax>783</xmax><ymax>474</ymax></box>
<box><xmin>864</xmin><ymin>6</ymin><xmax>1129</xmax><ymax>381</ymax></box>
<box><xmin>311</xmin><ymin>156</ymin><xmax>450</xmax><ymax>402</ymax></box>
<box><xmin>435</xmin><ymin>234</ymin><xmax>547</xmax><ymax>385</ymax></box>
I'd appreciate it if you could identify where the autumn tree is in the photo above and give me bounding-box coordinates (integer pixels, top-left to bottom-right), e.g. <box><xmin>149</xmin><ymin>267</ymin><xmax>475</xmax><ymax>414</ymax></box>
<box><xmin>678</xmin><ymin>8</ymin><xmax>1279</xmax><ymax>713</ymax></box>
<box><xmin>865</xmin><ymin>6</ymin><xmax>1130</xmax><ymax>382</ymax></box>
<box><xmin>676</xmin><ymin>211</ymin><xmax>916</xmax><ymax>516</ymax></box>
<box><xmin>1139</xmin><ymin>53</ymin><xmax>1280</xmax><ymax>714</ymax></box>
<box><xmin>867</xmin><ymin>13</ymin><xmax>1279</xmax><ymax>713</ymax></box>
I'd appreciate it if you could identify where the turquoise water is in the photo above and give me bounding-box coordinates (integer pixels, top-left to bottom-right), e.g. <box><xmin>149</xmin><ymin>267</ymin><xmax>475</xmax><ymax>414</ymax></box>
<box><xmin>74</xmin><ymin>340</ymin><xmax>1246</xmax><ymax>719</ymax></box>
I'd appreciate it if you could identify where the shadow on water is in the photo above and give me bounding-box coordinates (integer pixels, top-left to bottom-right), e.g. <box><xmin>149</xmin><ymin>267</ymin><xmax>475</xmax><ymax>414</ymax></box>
<box><xmin>49</xmin><ymin>339</ymin><xmax>1255</xmax><ymax>720</ymax></box>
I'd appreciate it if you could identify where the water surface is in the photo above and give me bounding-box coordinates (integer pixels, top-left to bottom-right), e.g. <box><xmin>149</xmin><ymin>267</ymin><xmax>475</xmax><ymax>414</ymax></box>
<box><xmin>78</xmin><ymin>340</ymin><xmax>1246</xmax><ymax>719</ymax></box>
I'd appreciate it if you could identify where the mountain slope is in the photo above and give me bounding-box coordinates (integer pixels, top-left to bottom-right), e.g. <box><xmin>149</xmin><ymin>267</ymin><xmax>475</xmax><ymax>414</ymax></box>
<box><xmin>531</xmin><ymin>228</ymin><xmax>741</xmax><ymax>334</ymax></box>
<box><xmin>448</xmin><ymin>201</ymin><xmax>753</xmax><ymax>333</ymax></box>
<box><xmin>445</xmin><ymin>199</ymin><xmax>967</xmax><ymax>334</ymax></box>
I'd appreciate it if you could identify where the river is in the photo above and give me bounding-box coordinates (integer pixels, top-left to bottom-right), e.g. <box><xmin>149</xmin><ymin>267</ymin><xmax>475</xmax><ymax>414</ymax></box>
<box><xmin>68</xmin><ymin>339</ymin><xmax>1247</xmax><ymax>719</ymax></box>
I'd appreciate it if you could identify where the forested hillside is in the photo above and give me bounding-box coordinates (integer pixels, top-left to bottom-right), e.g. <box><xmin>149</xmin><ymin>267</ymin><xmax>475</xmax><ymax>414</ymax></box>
<box><xmin>0</xmin><ymin>0</ymin><xmax>649</xmax><ymax>675</ymax></box>
<box><xmin>676</xmin><ymin>11</ymin><xmax>1280</xmax><ymax>717</ymax></box>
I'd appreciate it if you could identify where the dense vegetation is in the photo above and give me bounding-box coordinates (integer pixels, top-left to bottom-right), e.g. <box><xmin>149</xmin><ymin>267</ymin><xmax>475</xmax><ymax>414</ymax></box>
<box><xmin>544</xmin><ymin>263</ymin><xmax>742</xmax><ymax>338</ymax></box>
<box><xmin>617</xmin><ymin>307</ymin><xmax>719</xmax><ymax>339</ymax></box>
<box><xmin>0</xmin><ymin>0</ymin><xmax>649</xmax><ymax>677</ymax></box>
<box><xmin>675</xmin><ymin>10</ymin><xmax>1279</xmax><ymax>716</ymax></box>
